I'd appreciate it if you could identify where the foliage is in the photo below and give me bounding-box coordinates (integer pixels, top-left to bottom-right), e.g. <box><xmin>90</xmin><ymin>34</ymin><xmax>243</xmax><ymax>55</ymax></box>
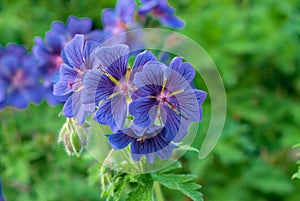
<box><xmin>292</xmin><ymin>144</ymin><xmax>300</xmax><ymax>180</ymax></box>
<box><xmin>98</xmin><ymin>161</ymin><xmax>202</xmax><ymax>201</ymax></box>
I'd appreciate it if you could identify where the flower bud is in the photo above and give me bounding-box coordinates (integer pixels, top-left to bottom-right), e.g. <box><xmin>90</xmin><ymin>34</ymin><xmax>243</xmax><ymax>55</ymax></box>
<box><xmin>58</xmin><ymin>118</ymin><xmax>91</xmax><ymax>157</ymax></box>
<box><xmin>71</xmin><ymin>132</ymin><xmax>81</xmax><ymax>157</ymax></box>
<box><xmin>63</xmin><ymin>133</ymin><xmax>73</xmax><ymax>156</ymax></box>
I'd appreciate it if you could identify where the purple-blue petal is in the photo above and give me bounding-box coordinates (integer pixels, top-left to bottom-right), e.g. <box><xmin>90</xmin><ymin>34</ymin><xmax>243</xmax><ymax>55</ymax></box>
<box><xmin>116</xmin><ymin>0</ymin><xmax>136</xmax><ymax>24</ymax></box>
<box><xmin>50</xmin><ymin>21</ymin><xmax>68</xmax><ymax>35</ymax></box>
<box><xmin>156</xmin><ymin>143</ymin><xmax>177</xmax><ymax>160</ymax></box>
<box><xmin>5</xmin><ymin>44</ymin><xmax>26</xmax><ymax>55</ymax></box>
<box><xmin>45</xmin><ymin>32</ymin><xmax>64</xmax><ymax>54</ymax></box>
<box><xmin>165</xmin><ymin>67</ymin><xmax>190</xmax><ymax>92</ymax></box>
<box><xmin>194</xmin><ymin>89</ymin><xmax>207</xmax><ymax>105</ymax></box>
<box><xmin>169</xmin><ymin>57</ymin><xmax>195</xmax><ymax>83</ymax></box>
<box><xmin>0</xmin><ymin>55</ymin><xmax>17</xmax><ymax>77</ymax></box>
<box><xmin>85</xmin><ymin>30</ymin><xmax>105</xmax><ymax>43</ymax></box>
<box><xmin>157</xmin><ymin>0</ymin><xmax>175</xmax><ymax>15</ymax></box>
<box><xmin>161</xmin><ymin>105</ymin><xmax>182</xmax><ymax>141</ymax></box>
<box><xmin>0</xmin><ymin>179</ymin><xmax>5</xmax><ymax>201</ymax></box>
<box><xmin>7</xmin><ymin>90</ymin><xmax>29</xmax><ymax>110</ymax></box>
<box><xmin>132</xmin><ymin>50</ymin><xmax>156</xmax><ymax>69</ymax></box>
<box><xmin>83</xmin><ymin>41</ymin><xmax>98</xmax><ymax>60</ymax></box>
<box><xmin>62</xmin><ymin>91</ymin><xmax>93</xmax><ymax>124</ymax></box>
<box><xmin>53</xmin><ymin>64</ymin><xmax>77</xmax><ymax>96</ymax></box>
<box><xmin>83</xmin><ymin>41</ymin><xmax>99</xmax><ymax>70</ymax></box>
<box><xmin>63</xmin><ymin>96</ymin><xmax>75</xmax><ymax>118</ymax></box>
<box><xmin>171</xmin><ymin>89</ymin><xmax>202</xmax><ymax>121</ymax></box>
<box><xmin>130</xmin><ymin>128</ymin><xmax>169</xmax><ymax>155</ymax></box>
<box><xmin>95</xmin><ymin>44</ymin><xmax>129</xmax><ymax>80</ymax></box>
<box><xmin>33</xmin><ymin>37</ymin><xmax>51</xmax><ymax>61</ymax></box>
<box><xmin>107</xmin><ymin>130</ymin><xmax>132</xmax><ymax>149</ymax></box>
<box><xmin>93</xmin><ymin>94</ymin><xmax>127</xmax><ymax>132</ymax></box>
<box><xmin>0</xmin><ymin>80</ymin><xmax>7</xmax><ymax>102</ymax></box>
<box><xmin>67</xmin><ymin>16</ymin><xmax>93</xmax><ymax>37</ymax></box>
<box><xmin>82</xmin><ymin>70</ymin><xmax>115</xmax><ymax>104</ymax></box>
<box><xmin>44</xmin><ymin>86</ymin><xmax>65</xmax><ymax>106</ymax></box>
<box><xmin>133</xmin><ymin>61</ymin><xmax>166</xmax><ymax>90</ymax></box>
<box><xmin>129</xmin><ymin>97</ymin><xmax>158</xmax><ymax>128</ymax></box>
<box><xmin>159</xmin><ymin>15</ymin><xmax>185</xmax><ymax>29</ymax></box>
<box><xmin>64</xmin><ymin>34</ymin><xmax>84</xmax><ymax>68</ymax></box>
<box><xmin>102</xmin><ymin>9</ymin><xmax>118</xmax><ymax>29</ymax></box>
<box><xmin>138</xmin><ymin>1</ymin><xmax>157</xmax><ymax>15</ymax></box>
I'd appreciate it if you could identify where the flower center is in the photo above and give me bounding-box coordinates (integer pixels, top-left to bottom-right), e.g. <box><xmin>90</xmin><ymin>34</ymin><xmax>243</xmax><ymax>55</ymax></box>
<box><xmin>120</xmin><ymin>83</ymin><xmax>128</xmax><ymax>95</ymax></box>
<box><xmin>152</xmin><ymin>7</ymin><xmax>165</xmax><ymax>17</ymax></box>
<box><xmin>50</xmin><ymin>55</ymin><xmax>63</xmax><ymax>73</ymax></box>
<box><xmin>12</xmin><ymin>69</ymin><xmax>25</xmax><ymax>89</ymax></box>
<box><xmin>157</xmin><ymin>92</ymin><xmax>169</xmax><ymax>105</ymax></box>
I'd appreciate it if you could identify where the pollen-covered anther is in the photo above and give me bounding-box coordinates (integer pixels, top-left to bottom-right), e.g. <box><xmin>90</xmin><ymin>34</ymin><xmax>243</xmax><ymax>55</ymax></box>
<box><xmin>137</xmin><ymin>136</ymin><xmax>145</xmax><ymax>143</ymax></box>
<box><xmin>74</xmin><ymin>68</ymin><xmax>84</xmax><ymax>75</ymax></box>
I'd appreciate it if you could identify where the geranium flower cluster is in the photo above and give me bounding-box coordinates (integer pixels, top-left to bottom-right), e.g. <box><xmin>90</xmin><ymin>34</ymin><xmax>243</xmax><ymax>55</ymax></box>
<box><xmin>54</xmin><ymin>39</ymin><xmax>206</xmax><ymax>162</ymax></box>
<box><xmin>0</xmin><ymin>0</ymin><xmax>206</xmax><ymax>163</ymax></box>
<box><xmin>0</xmin><ymin>44</ymin><xmax>43</xmax><ymax>109</ymax></box>
<box><xmin>0</xmin><ymin>0</ymin><xmax>184</xmax><ymax>109</ymax></box>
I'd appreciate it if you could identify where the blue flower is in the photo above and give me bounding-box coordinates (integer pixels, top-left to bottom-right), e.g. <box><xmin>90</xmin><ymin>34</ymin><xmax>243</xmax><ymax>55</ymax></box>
<box><xmin>33</xmin><ymin>16</ymin><xmax>104</xmax><ymax>105</ymax></box>
<box><xmin>129</xmin><ymin>57</ymin><xmax>206</xmax><ymax>142</ymax></box>
<box><xmin>107</xmin><ymin>125</ymin><xmax>178</xmax><ymax>163</ymax></box>
<box><xmin>102</xmin><ymin>0</ymin><xmax>137</xmax><ymax>35</ymax></box>
<box><xmin>106</xmin><ymin>57</ymin><xmax>206</xmax><ymax>163</ymax></box>
<box><xmin>0</xmin><ymin>179</ymin><xmax>5</xmax><ymax>201</ymax></box>
<box><xmin>53</xmin><ymin>34</ymin><xmax>99</xmax><ymax>124</ymax></box>
<box><xmin>0</xmin><ymin>44</ymin><xmax>42</xmax><ymax>110</ymax></box>
<box><xmin>82</xmin><ymin>44</ymin><xmax>156</xmax><ymax>131</ymax></box>
<box><xmin>138</xmin><ymin>0</ymin><xmax>185</xmax><ymax>28</ymax></box>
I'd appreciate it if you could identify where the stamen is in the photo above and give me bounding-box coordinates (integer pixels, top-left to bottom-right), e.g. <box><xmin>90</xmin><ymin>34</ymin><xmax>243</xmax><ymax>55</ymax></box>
<box><xmin>125</xmin><ymin>67</ymin><xmax>131</xmax><ymax>82</ymax></box>
<box><xmin>137</xmin><ymin>136</ymin><xmax>145</xmax><ymax>143</ymax></box>
<box><xmin>166</xmin><ymin>101</ymin><xmax>188</xmax><ymax>120</ymax></box>
<box><xmin>169</xmin><ymin>89</ymin><xmax>184</xmax><ymax>97</ymax></box>
<box><xmin>98</xmin><ymin>65</ymin><xmax>120</xmax><ymax>85</ymax></box>
<box><xmin>74</xmin><ymin>85</ymin><xmax>84</xmax><ymax>93</ymax></box>
<box><xmin>108</xmin><ymin>91</ymin><xmax>121</xmax><ymax>99</ymax></box>
<box><xmin>157</xmin><ymin>106</ymin><xmax>161</xmax><ymax>118</ymax></box>
<box><xmin>161</xmin><ymin>79</ymin><xmax>167</xmax><ymax>93</ymax></box>
<box><xmin>74</xmin><ymin>68</ymin><xmax>84</xmax><ymax>75</ymax></box>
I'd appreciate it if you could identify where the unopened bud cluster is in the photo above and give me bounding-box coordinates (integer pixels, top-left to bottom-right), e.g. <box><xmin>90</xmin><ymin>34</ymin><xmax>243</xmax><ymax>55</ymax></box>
<box><xmin>58</xmin><ymin>118</ymin><xmax>90</xmax><ymax>157</ymax></box>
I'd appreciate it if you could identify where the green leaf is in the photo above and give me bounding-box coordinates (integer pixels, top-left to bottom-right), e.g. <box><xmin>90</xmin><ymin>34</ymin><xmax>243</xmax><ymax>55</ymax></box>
<box><xmin>242</xmin><ymin>159</ymin><xmax>293</xmax><ymax>194</ymax></box>
<box><xmin>126</xmin><ymin>175</ymin><xmax>153</xmax><ymax>201</ymax></box>
<box><xmin>292</xmin><ymin>171</ymin><xmax>300</xmax><ymax>180</ymax></box>
<box><xmin>157</xmin><ymin>161</ymin><xmax>182</xmax><ymax>174</ymax></box>
<box><xmin>152</xmin><ymin>173</ymin><xmax>203</xmax><ymax>201</ymax></box>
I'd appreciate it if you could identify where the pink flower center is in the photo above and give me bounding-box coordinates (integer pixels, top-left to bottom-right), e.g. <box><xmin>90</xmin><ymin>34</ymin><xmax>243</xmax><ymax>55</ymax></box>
<box><xmin>157</xmin><ymin>92</ymin><xmax>169</xmax><ymax>105</ymax></box>
<box><xmin>50</xmin><ymin>55</ymin><xmax>63</xmax><ymax>74</ymax></box>
<box><xmin>12</xmin><ymin>69</ymin><xmax>25</xmax><ymax>89</ymax></box>
<box><xmin>152</xmin><ymin>7</ymin><xmax>164</xmax><ymax>17</ymax></box>
<box><xmin>120</xmin><ymin>84</ymin><xmax>128</xmax><ymax>95</ymax></box>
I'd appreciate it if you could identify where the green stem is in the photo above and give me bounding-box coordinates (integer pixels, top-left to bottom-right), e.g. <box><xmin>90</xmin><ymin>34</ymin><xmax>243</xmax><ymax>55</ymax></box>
<box><xmin>103</xmin><ymin>149</ymin><xmax>114</xmax><ymax>165</ymax></box>
<box><xmin>154</xmin><ymin>181</ymin><xmax>164</xmax><ymax>201</ymax></box>
<box><xmin>119</xmin><ymin>149</ymin><xmax>133</xmax><ymax>165</ymax></box>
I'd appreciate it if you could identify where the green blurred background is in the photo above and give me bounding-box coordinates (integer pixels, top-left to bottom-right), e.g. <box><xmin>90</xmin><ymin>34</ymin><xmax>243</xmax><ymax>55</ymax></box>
<box><xmin>1</xmin><ymin>0</ymin><xmax>300</xmax><ymax>200</ymax></box>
